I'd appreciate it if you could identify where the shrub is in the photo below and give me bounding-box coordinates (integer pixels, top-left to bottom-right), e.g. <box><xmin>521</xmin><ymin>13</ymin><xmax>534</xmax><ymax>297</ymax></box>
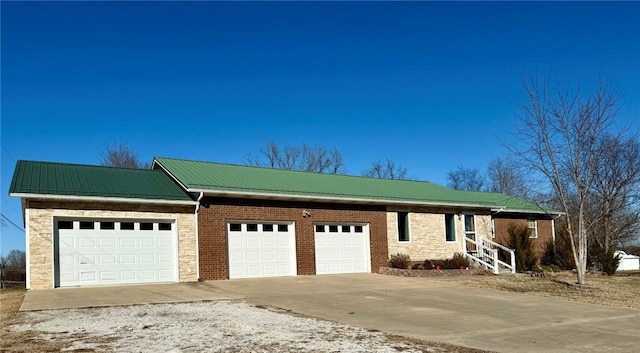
<box><xmin>422</xmin><ymin>259</ymin><xmax>434</xmax><ymax>270</ymax></box>
<box><xmin>588</xmin><ymin>243</ymin><xmax>621</xmax><ymax>276</ymax></box>
<box><xmin>507</xmin><ymin>222</ymin><xmax>537</xmax><ymax>272</ymax></box>
<box><xmin>443</xmin><ymin>252</ymin><xmax>470</xmax><ymax>269</ymax></box>
<box><xmin>388</xmin><ymin>253</ymin><xmax>411</xmax><ymax>269</ymax></box>
<box><xmin>541</xmin><ymin>227</ymin><xmax>575</xmax><ymax>270</ymax></box>
<box><xmin>540</xmin><ymin>264</ymin><xmax>562</xmax><ymax>273</ymax></box>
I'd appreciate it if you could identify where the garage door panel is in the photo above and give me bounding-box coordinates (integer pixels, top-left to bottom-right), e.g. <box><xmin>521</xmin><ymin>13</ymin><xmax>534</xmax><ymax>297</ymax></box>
<box><xmin>315</xmin><ymin>224</ymin><xmax>370</xmax><ymax>275</ymax></box>
<box><xmin>56</xmin><ymin>219</ymin><xmax>177</xmax><ymax>287</ymax></box>
<box><xmin>227</xmin><ymin>222</ymin><xmax>296</xmax><ymax>279</ymax></box>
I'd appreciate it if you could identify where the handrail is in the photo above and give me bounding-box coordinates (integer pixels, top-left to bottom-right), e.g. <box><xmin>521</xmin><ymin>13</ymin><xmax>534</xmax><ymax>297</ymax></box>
<box><xmin>480</xmin><ymin>237</ymin><xmax>512</xmax><ymax>253</ymax></box>
<box><xmin>463</xmin><ymin>235</ymin><xmax>516</xmax><ymax>274</ymax></box>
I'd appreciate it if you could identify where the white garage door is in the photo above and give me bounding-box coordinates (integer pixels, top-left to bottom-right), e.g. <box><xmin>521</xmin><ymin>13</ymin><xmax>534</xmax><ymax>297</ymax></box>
<box><xmin>315</xmin><ymin>224</ymin><xmax>370</xmax><ymax>275</ymax></box>
<box><xmin>55</xmin><ymin>219</ymin><xmax>177</xmax><ymax>287</ymax></box>
<box><xmin>227</xmin><ymin>222</ymin><xmax>297</xmax><ymax>279</ymax></box>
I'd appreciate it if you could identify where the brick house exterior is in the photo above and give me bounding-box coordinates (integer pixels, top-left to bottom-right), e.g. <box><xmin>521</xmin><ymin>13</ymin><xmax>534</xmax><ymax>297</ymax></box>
<box><xmin>12</xmin><ymin>158</ymin><xmax>562</xmax><ymax>290</ymax></box>
<box><xmin>197</xmin><ymin>197</ymin><xmax>388</xmax><ymax>280</ymax></box>
<box><xmin>493</xmin><ymin>216</ymin><xmax>555</xmax><ymax>261</ymax></box>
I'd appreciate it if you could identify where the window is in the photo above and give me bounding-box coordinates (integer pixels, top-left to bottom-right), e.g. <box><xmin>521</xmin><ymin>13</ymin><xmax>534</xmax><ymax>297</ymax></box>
<box><xmin>528</xmin><ymin>219</ymin><xmax>538</xmax><ymax>238</ymax></box>
<box><xmin>464</xmin><ymin>215</ymin><xmax>475</xmax><ymax>240</ymax></box>
<box><xmin>100</xmin><ymin>222</ymin><xmax>115</xmax><ymax>230</ymax></box>
<box><xmin>397</xmin><ymin>212</ymin><xmax>409</xmax><ymax>242</ymax></box>
<box><xmin>159</xmin><ymin>223</ymin><xmax>172</xmax><ymax>231</ymax></box>
<box><xmin>58</xmin><ymin>221</ymin><xmax>73</xmax><ymax>229</ymax></box>
<box><xmin>263</xmin><ymin>224</ymin><xmax>274</xmax><ymax>232</ymax></box>
<box><xmin>445</xmin><ymin>214</ymin><xmax>456</xmax><ymax>242</ymax></box>
<box><xmin>315</xmin><ymin>225</ymin><xmax>325</xmax><ymax>232</ymax></box>
<box><xmin>342</xmin><ymin>225</ymin><xmax>351</xmax><ymax>233</ymax></box>
<box><xmin>277</xmin><ymin>224</ymin><xmax>288</xmax><ymax>232</ymax></box>
<box><xmin>120</xmin><ymin>222</ymin><xmax>134</xmax><ymax>230</ymax></box>
<box><xmin>354</xmin><ymin>225</ymin><xmax>363</xmax><ymax>233</ymax></box>
<box><xmin>229</xmin><ymin>223</ymin><xmax>242</xmax><ymax>232</ymax></box>
<box><xmin>79</xmin><ymin>221</ymin><xmax>94</xmax><ymax>230</ymax></box>
<box><xmin>329</xmin><ymin>225</ymin><xmax>338</xmax><ymax>233</ymax></box>
<box><xmin>140</xmin><ymin>222</ymin><xmax>154</xmax><ymax>231</ymax></box>
<box><xmin>247</xmin><ymin>223</ymin><xmax>258</xmax><ymax>232</ymax></box>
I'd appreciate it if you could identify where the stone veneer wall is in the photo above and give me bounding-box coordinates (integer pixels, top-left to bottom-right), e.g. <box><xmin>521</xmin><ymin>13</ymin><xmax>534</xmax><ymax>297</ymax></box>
<box><xmin>387</xmin><ymin>210</ymin><xmax>492</xmax><ymax>261</ymax></box>
<box><xmin>25</xmin><ymin>200</ymin><xmax>197</xmax><ymax>290</ymax></box>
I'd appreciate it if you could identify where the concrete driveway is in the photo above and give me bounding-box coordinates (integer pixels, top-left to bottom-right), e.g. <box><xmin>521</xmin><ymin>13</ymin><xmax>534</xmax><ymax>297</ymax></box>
<box><xmin>20</xmin><ymin>274</ymin><xmax>640</xmax><ymax>352</ymax></box>
<box><xmin>202</xmin><ymin>274</ymin><xmax>640</xmax><ymax>353</ymax></box>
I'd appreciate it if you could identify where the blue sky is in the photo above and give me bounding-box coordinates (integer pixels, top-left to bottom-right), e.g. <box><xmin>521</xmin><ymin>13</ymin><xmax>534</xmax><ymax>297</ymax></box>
<box><xmin>1</xmin><ymin>1</ymin><xmax>639</xmax><ymax>255</ymax></box>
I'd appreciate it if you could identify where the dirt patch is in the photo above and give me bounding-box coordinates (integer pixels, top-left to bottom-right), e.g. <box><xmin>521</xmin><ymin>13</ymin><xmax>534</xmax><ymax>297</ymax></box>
<box><xmin>1</xmin><ymin>288</ymin><xmax>69</xmax><ymax>352</ymax></box>
<box><xmin>2</xmin><ymin>290</ymin><xmax>491</xmax><ymax>353</ymax></box>
<box><xmin>457</xmin><ymin>271</ymin><xmax>640</xmax><ymax>309</ymax></box>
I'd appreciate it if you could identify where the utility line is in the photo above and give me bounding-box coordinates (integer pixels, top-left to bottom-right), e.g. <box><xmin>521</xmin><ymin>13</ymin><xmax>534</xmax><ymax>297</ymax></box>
<box><xmin>1</xmin><ymin>143</ymin><xmax>17</xmax><ymax>164</ymax></box>
<box><xmin>0</xmin><ymin>213</ymin><xmax>24</xmax><ymax>232</ymax></box>
<box><xmin>2</xmin><ymin>197</ymin><xmax>22</xmax><ymax>218</ymax></box>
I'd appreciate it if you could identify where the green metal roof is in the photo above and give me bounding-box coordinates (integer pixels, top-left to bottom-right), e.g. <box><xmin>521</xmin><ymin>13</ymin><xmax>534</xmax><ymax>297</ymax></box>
<box><xmin>154</xmin><ymin>157</ymin><xmax>552</xmax><ymax>213</ymax></box>
<box><xmin>10</xmin><ymin>160</ymin><xmax>194</xmax><ymax>203</ymax></box>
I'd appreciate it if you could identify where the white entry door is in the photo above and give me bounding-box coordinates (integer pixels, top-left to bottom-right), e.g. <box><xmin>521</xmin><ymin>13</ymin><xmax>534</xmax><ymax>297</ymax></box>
<box><xmin>314</xmin><ymin>224</ymin><xmax>370</xmax><ymax>275</ymax></box>
<box><xmin>227</xmin><ymin>222</ymin><xmax>297</xmax><ymax>279</ymax></box>
<box><xmin>56</xmin><ymin>219</ymin><xmax>177</xmax><ymax>287</ymax></box>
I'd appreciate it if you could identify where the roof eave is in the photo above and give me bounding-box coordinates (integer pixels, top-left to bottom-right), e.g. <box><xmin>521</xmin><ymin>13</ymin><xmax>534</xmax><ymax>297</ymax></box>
<box><xmin>191</xmin><ymin>188</ymin><xmax>503</xmax><ymax>210</ymax></box>
<box><xmin>10</xmin><ymin>193</ymin><xmax>198</xmax><ymax>206</ymax></box>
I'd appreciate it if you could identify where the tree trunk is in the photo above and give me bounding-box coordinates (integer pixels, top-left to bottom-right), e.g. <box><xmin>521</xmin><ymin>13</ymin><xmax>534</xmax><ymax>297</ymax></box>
<box><xmin>575</xmin><ymin>209</ymin><xmax>588</xmax><ymax>285</ymax></box>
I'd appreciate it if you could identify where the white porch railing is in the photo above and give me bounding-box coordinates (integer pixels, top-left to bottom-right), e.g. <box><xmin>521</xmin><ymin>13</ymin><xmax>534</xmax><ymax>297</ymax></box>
<box><xmin>463</xmin><ymin>235</ymin><xmax>516</xmax><ymax>274</ymax></box>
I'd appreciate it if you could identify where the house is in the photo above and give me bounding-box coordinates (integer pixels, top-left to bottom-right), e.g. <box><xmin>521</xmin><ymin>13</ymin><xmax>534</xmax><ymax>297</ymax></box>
<box><xmin>10</xmin><ymin>157</ymin><xmax>560</xmax><ymax>290</ymax></box>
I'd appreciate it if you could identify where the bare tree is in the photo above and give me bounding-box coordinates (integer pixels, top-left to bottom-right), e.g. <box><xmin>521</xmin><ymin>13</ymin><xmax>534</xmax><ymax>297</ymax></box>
<box><xmin>2</xmin><ymin>249</ymin><xmax>26</xmax><ymax>269</ymax></box>
<box><xmin>486</xmin><ymin>157</ymin><xmax>530</xmax><ymax>199</ymax></box>
<box><xmin>362</xmin><ymin>159</ymin><xmax>409</xmax><ymax>180</ymax></box>
<box><xmin>101</xmin><ymin>144</ymin><xmax>150</xmax><ymax>169</ymax></box>
<box><xmin>509</xmin><ymin>73</ymin><xmax>623</xmax><ymax>284</ymax></box>
<box><xmin>245</xmin><ymin>141</ymin><xmax>345</xmax><ymax>174</ymax></box>
<box><xmin>591</xmin><ymin>134</ymin><xmax>640</xmax><ymax>249</ymax></box>
<box><xmin>446</xmin><ymin>166</ymin><xmax>485</xmax><ymax>191</ymax></box>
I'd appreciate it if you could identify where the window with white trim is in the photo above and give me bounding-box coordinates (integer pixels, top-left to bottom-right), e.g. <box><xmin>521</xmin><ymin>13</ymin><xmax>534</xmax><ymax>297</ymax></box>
<box><xmin>397</xmin><ymin>212</ymin><xmax>410</xmax><ymax>242</ymax></box>
<box><xmin>527</xmin><ymin>219</ymin><xmax>538</xmax><ymax>238</ymax></box>
<box><xmin>445</xmin><ymin>214</ymin><xmax>456</xmax><ymax>242</ymax></box>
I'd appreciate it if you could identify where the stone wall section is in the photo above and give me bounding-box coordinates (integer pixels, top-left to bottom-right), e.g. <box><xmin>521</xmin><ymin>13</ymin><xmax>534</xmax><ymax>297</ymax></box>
<box><xmin>387</xmin><ymin>210</ymin><xmax>492</xmax><ymax>261</ymax></box>
<box><xmin>25</xmin><ymin>200</ymin><xmax>197</xmax><ymax>290</ymax></box>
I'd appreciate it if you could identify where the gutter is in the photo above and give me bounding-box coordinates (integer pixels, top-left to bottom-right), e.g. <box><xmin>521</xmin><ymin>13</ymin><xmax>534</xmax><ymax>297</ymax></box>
<box><xmin>188</xmin><ymin>188</ymin><xmax>507</xmax><ymax>210</ymax></box>
<box><xmin>194</xmin><ymin>192</ymin><xmax>203</xmax><ymax>281</ymax></box>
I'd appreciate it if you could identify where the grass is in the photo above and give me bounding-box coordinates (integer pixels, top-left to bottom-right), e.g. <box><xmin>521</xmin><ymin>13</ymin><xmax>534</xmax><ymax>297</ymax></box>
<box><xmin>458</xmin><ymin>270</ymin><xmax>640</xmax><ymax>309</ymax></box>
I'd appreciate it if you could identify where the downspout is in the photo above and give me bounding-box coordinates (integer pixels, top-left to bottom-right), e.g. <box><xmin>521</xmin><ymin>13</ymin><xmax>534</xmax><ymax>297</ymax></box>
<box><xmin>490</xmin><ymin>208</ymin><xmax>505</xmax><ymax>239</ymax></box>
<box><xmin>551</xmin><ymin>213</ymin><xmax>563</xmax><ymax>243</ymax></box>
<box><xmin>194</xmin><ymin>192</ymin><xmax>204</xmax><ymax>281</ymax></box>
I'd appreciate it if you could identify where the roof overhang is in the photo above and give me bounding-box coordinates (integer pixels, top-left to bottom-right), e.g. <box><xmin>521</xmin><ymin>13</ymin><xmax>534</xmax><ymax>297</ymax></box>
<box><xmin>490</xmin><ymin>207</ymin><xmax>564</xmax><ymax>216</ymax></box>
<box><xmin>10</xmin><ymin>193</ymin><xmax>198</xmax><ymax>206</ymax></box>
<box><xmin>192</xmin><ymin>188</ymin><xmax>503</xmax><ymax>210</ymax></box>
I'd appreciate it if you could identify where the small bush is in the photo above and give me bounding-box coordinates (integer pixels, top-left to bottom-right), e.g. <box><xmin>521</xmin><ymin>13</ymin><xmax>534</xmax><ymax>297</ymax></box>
<box><xmin>388</xmin><ymin>253</ymin><xmax>411</xmax><ymax>269</ymax></box>
<box><xmin>422</xmin><ymin>259</ymin><xmax>434</xmax><ymax>270</ymax></box>
<box><xmin>540</xmin><ymin>264</ymin><xmax>562</xmax><ymax>273</ymax></box>
<box><xmin>443</xmin><ymin>252</ymin><xmax>470</xmax><ymax>269</ymax></box>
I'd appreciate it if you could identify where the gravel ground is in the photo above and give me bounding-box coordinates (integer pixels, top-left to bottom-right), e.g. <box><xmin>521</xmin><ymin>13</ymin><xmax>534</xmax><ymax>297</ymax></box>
<box><xmin>10</xmin><ymin>301</ymin><xmax>445</xmax><ymax>353</ymax></box>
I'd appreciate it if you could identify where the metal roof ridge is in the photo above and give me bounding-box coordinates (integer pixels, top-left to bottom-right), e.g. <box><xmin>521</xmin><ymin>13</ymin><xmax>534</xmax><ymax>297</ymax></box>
<box><xmin>153</xmin><ymin>156</ymin><xmax>444</xmax><ymax>186</ymax></box>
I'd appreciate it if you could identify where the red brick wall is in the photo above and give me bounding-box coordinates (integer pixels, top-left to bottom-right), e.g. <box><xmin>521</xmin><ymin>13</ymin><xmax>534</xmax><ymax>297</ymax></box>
<box><xmin>197</xmin><ymin>197</ymin><xmax>389</xmax><ymax>280</ymax></box>
<box><xmin>493</xmin><ymin>217</ymin><xmax>553</xmax><ymax>262</ymax></box>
